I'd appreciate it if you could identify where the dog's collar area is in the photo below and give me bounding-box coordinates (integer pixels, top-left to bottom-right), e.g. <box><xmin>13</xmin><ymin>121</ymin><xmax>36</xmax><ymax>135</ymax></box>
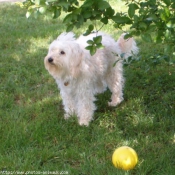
<box><xmin>64</xmin><ymin>81</ymin><xmax>69</xmax><ymax>86</ymax></box>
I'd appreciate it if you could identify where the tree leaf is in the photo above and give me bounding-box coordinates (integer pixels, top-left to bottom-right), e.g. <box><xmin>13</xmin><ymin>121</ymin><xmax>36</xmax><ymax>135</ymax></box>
<box><xmin>147</xmin><ymin>25</ymin><xmax>157</xmax><ymax>32</ymax></box>
<box><xmin>165</xmin><ymin>29</ymin><xmax>171</xmax><ymax>39</ymax></box>
<box><xmin>82</xmin><ymin>11</ymin><xmax>92</xmax><ymax>18</ymax></box>
<box><xmin>82</xmin><ymin>0</ymin><xmax>94</xmax><ymax>8</ymax></box>
<box><xmin>83</xmin><ymin>30</ymin><xmax>91</xmax><ymax>36</ymax></box>
<box><xmin>164</xmin><ymin>7</ymin><xmax>170</xmax><ymax>18</ymax></box>
<box><xmin>88</xmin><ymin>24</ymin><xmax>94</xmax><ymax>31</ymax></box>
<box><xmin>160</xmin><ymin>9</ymin><xmax>169</xmax><ymax>22</ymax></box>
<box><xmin>124</xmin><ymin>33</ymin><xmax>132</xmax><ymax>39</ymax></box>
<box><xmin>105</xmin><ymin>7</ymin><xmax>115</xmax><ymax>17</ymax></box>
<box><xmin>46</xmin><ymin>0</ymin><xmax>58</xmax><ymax>2</ymax></box>
<box><xmin>66</xmin><ymin>24</ymin><xmax>74</xmax><ymax>32</ymax></box>
<box><xmin>85</xmin><ymin>45</ymin><xmax>93</xmax><ymax>50</ymax></box>
<box><xmin>146</xmin><ymin>14</ymin><xmax>158</xmax><ymax>21</ymax></box>
<box><xmin>166</xmin><ymin>20</ymin><xmax>175</xmax><ymax>29</ymax></box>
<box><xmin>35</xmin><ymin>0</ymin><xmax>40</xmax><ymax>5</ymax></box>
<box><xmin>87</xmin><ymin>40</ymin><xmax>94</xmax><ymax>44</ymax></box>
<box><xmin>98</xmin><ymin>0</ymin><xmax>110</xmax><ymax>10</ymax></box>
<box><xmin>85</xmin><ymin>45</ymin><xmax>96</xmax><ymax>55</ymax></box>
<box><xmin>96</xmin><ymin>43</ymin><xmax>104</xmax><ymax>49</ymax></box>
<box><xmin>140</xmin><ymin>2</ymin><xmax>148</xmax><ymax>8</ymax></box>
<box><xmin>59</xmin><ymin>2</ymin><xmax>70</xmax><ymax>11</ymax></box>
<box><xmin>141</xmin><ymin>33</ymin><xmax>152</xmax><ymax>42</ymax></box>
<box><xmin>26</xmin><ymin>11</ymin><xmax>31</xmax><ymax>18</ymax></box>
<box><xmin>162</xmin><ymin>0</ymin><xmax>171</xmax><ymax>6</ymax></box>
<box><xmin>90</xmin><ymin>46</ymin><xmax>96</xmax><ymax>55</ymax></box>
<box><xmin>93</xmin><ymin>35</ymin><xmax>102</xmax><ymax>44</ymax></box>
<box><xmin>155</xmin><ymin>30</ymin><xmax>163</xmax><ymax>43</ymax></box>
<box><xmin>171</xmin><ymin>2</ymin><xmax>175</xmax><ymax>9</ymax></box>
<box><xmin>101</xmin><ymin>17</ymin><xmax>108</xmax><ymax>24</ymax></box>
<box><xmin>112</xmin><ymin>15</ymin><xmax>131</xmax><ymax>24</ymax></box>
<box><xmin>128</xmin><ymin>3</ymin><xmax>138</xmax><ymax>18</ymax></box>
<box><xmin>63</xmin><ymin>14</ymin><xmax>72</xmax><ymax>23</ymax></box>
<box><xmin>53</xmin><ymin>8</ymin><xmax>61</xmax><ymax>19</ymax></box>
<box><xmin>39</xmin><ymin>7</ymin><xmax>46</xmax><ymax>14</ymax></box>
<box><xmin>83</xmin><ymin>24</ymin><xmax>94</xmax><ymax>36</ymax></box>
<box><xmin>139</xmin><ymin>22</ymin><xmax>147</xmax><ymax>30</ymax></box>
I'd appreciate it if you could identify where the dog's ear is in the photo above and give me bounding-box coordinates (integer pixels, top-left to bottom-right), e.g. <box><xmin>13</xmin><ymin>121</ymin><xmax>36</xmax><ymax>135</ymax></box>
<box><xmin>69</xmin><ymin>44</ymin><xmax>83</xmax><ymax>78</ymax></box>
<box><xmin>117</xmin><ymin>33</ymin><xmax>139</xmax><ymax>58</ymax></box>
<box><xmin>57</xmin><ymin>32</ymin><xmax>75</xmax><ymax>41</ymax></box>
<box><xmin>117</xmin><ymin>34</ymin><xmax>133</xmax><ymax>53</ymax></box>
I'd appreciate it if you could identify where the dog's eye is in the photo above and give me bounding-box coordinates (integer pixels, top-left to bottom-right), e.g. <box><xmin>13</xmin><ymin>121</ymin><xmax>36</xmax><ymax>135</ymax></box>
<box><xmin>60</xmin><ymin>51</ymin><xmax>65</xmax><ymax>55</ymax></box>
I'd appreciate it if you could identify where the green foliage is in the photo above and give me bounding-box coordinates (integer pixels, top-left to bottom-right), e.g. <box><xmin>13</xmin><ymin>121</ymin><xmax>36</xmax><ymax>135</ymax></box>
<box><xmin>127</xmin><ymin>1</ymin><xmax>175</xmax><ymax>42</ymax></box>
<box><xmin>86</xmin><ymin>35</ymin><xmax>104</xmax><ymax>55</ymax></box>
<box><xmin>18</xmin><ymin>0</ymin><xmax>175</xmax><ymax>61</ymax></box>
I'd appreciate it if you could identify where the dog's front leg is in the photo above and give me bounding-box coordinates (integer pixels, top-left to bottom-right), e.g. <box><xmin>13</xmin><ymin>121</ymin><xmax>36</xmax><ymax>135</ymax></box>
<box><xmin>76</xmin><ymin>92</ymin><xmax>96</xmax><ymax>126</ymax></box>
<box><xmin>60</xmin><ymin>90</ymin><xmax>75</xmax><ymax>119</ymax></box>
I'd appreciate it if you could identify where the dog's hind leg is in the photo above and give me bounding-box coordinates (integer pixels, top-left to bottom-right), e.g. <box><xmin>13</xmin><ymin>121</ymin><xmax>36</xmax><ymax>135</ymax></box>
<box><xmin>106</xmin><ymin>62</ymin><xmax>124</xmax><ymax>106</ymax></box>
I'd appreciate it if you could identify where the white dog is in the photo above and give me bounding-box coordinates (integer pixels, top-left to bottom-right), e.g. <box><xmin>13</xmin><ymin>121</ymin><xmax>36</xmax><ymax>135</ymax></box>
<box><xmin>44</xmin><ymin>32</ymin><xmax>138</xmax><ymax>126</ymax></box>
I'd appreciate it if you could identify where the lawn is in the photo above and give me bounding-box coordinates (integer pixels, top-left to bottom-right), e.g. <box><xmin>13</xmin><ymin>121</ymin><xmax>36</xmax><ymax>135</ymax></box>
<box><xmin>0</xmin><ymin>1</ymin><xmax>175</xmax><ymax>175</ymax></box>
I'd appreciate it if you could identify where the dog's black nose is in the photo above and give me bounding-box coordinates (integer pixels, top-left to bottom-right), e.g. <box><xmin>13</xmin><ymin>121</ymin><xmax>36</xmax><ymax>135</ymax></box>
<box><xmin>48</xmin><ymin>57</ymin><xmax>53</xmax><ymax>63</ymax></box>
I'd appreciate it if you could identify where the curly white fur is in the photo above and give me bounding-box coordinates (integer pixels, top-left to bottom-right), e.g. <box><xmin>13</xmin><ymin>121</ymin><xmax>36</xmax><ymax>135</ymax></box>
<box><xmin>44</xmin><ymin>32</ymin><xmax>138</xmax><ymax>126</ymax></box>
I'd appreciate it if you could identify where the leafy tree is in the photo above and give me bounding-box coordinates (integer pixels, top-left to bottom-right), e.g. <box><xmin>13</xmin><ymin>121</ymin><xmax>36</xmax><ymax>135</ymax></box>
<box><xmin>18</xmin><ymin>0</ymin><xmax>175</xmax><ymax>62</ymax></box>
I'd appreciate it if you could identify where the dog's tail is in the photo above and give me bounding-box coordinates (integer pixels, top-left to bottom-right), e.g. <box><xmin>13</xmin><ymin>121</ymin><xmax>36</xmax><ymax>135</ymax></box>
<box><xmin>117</xmin><ymin>33</ymin><xmax>139</xmax><ymax>59</ymax></box>
<box><xmin>57</xmin><ymin>32</ymin><xmax>76</xmax><ymax>41</ymax></box>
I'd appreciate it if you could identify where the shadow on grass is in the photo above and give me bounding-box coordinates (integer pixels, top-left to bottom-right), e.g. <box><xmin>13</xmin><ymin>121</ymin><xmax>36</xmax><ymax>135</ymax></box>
<box><xmin>0</xmin><ymin>3</ymin><xmax>64</xmax><ymax>107</ymax></box>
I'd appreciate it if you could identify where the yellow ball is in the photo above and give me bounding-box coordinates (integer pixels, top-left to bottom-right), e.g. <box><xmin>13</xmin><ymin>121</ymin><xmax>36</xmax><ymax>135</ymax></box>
<box><xmin>112</xmin><ymin>146</ymin><xmax>138</xmax><ymax>170</ymax></box>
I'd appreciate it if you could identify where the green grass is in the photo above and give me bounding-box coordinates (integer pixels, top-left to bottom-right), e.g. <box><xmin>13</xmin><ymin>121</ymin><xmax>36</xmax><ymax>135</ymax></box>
<box><xmin>1</xmin><ymin>2</ymin><xmax>175</xmax><ymax>175</ymax></box>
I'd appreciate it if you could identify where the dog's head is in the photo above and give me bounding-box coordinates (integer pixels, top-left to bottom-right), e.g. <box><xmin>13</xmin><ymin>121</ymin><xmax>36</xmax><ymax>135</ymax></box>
<box><xmin>44</xmin><ymin>33</ymin><xmax>83</xmax><ymax>79</ymax></box>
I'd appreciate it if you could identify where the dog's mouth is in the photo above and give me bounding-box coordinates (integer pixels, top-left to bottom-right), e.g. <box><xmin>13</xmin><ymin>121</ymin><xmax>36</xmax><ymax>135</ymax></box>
<box><xmin>49</xmin><ymin>62</ymin><xmax>55</xmax><ymax>65</ymax></box>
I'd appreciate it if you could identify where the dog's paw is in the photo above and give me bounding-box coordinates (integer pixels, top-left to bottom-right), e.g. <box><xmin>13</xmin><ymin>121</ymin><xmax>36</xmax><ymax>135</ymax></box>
<box><xmin>78</xmin><ymin>119</ymin><xmax>90</xmax><ymax>126</ymax></box>
<box><xmin>108</xmin><ymin>97</ymin><xmax>123</xmax><ymax>107</ymax></box>
<box><xmin>64</xmin><ymin>113</ymin><xmax>71</xmax><ymax>120</ymax></box>
<box><xmin>108</xmin><ymin>101</ymin><xmax>117</xmax><ymax>107</ymax></box>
